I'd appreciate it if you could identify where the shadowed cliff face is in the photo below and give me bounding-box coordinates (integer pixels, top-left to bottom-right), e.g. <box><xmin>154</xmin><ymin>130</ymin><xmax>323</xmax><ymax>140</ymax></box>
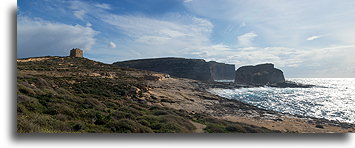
<box><xmin>113</xmin><ymin>58</ymin><xmax>235</xmax><ymax>82</ymax></box>
<box><xmin>209</xmin><ymin>61</ymin><xmax>235</xmax><ymax>80</ymax></box>
<box><xmin>235</xmin><ymin>63</ymin><xmax>285</xmax><ymax>85</ymax></box>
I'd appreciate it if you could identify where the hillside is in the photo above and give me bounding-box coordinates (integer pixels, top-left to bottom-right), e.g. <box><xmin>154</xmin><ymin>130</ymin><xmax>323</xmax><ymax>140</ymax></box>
<box><xmin>17</xmin><ymin>56</ymin><xmax>275</xmax><ymax>133</ymax></box>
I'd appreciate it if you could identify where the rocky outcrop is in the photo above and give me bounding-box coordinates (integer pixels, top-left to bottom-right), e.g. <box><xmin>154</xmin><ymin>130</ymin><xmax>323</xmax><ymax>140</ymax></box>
<box><xmin>235</xmin><ymin>63</ymin><xmax>285</xmax><ymax>85</ymax></box>
<box><xmin>113</xmin><ymin>58</ymin><xmax>235</xmax><ymax>82</ymax></box>
<box><xmin>209</xmin><ymin>61</ymin><xmax>235</xmax><ymax>80</ymax></box>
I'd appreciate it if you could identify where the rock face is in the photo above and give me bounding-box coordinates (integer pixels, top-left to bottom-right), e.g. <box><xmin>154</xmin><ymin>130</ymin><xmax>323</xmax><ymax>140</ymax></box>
<box><xmin>209</xmin><ymin>61</ymin><xmax>235</xmax><ymax>80</ymax></box>
<box><xmin>113</xmin><ymin>58</ymin><xmax>235</xmax><ymax>82</ymax></box>
<box><xmin>235</xmin><ymin>63</ymin><xmax>285</xmax><ymax>85</ymax></box>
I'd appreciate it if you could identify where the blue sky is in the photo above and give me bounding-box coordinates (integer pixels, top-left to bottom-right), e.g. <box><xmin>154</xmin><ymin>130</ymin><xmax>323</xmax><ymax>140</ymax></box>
<box><xmin>17</xmin><ymin>0</ymin><xmax>354</xmax><ymax>78</ymax></box>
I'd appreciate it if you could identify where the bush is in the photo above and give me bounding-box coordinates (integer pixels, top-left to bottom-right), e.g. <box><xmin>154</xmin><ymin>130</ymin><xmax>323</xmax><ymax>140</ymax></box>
<box><xmin>204</xmin><ymin>124</ymin><xmax>226</xmax><ymax>133</ymax></box>
<box><xmin>72</xmin><ymin>123</ymin><xmax>85</xmax><ymax>131</ymax></box>
<box><xmin>225</xmin><ymin>125</ymin><xmax>246</xmax><ymax>132</ymax></box>
<box><xmin>17</xmin><ymin>113</ymin><xmax>67</xmax><ymax>133</ymax></box>
<box><xmin>19</xmin><ymin>95</ymin><xmax>46</xmax><ymax>113</ymax></box>
<box><xmin>159</xmin><ymin>115</ymin><xmax>195</xmax><ymax>132</ymax></box>
<box><xmin>153</xmin><ymin>110</ymin><xmax>168</xmax><ymax>116</ymax></box>
<box><xmin>107</xmin><ymin>119</ymin><xmax>153</xmax><ymax>133</ymax></box>
<box><xmin>18</xmin><ymin>84</ymin><xmax>36</xmax><ymax>96</ymax></box>
<box><xmin>137</xmin><ymin>115</ymin><xmax>161</xmax><ymax>130</ymax></box>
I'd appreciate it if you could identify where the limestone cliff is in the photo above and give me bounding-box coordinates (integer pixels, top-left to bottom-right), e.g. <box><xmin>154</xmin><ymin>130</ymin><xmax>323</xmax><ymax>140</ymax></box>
<box><xmin>113</xmin><ymin>58</ymin><xmax>235</xmax><ymax>82</ymax></box>
<box><xmin>209</xmin><ymin>61</ymin><xmax>235</xmax><ymax>80</ymax></box>
<box><xmin>235</xmin><ymin>63</ymin><xmax>285</xmax><ymax>85</ymax></box>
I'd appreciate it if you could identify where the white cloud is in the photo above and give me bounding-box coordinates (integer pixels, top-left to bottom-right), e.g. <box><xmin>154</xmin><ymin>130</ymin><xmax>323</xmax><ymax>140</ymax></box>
<box><xmin>102</xmin><ymin>14</ymin><xmax>213</xmax><ymax>39</ymax></box>
<box><xmin>108</xmin><ymin>41</ymin><xmax>117</xmax><ymax>48</ymax></box>
<box><xmin>70</xmin><ymin>1</ymin><xmax>111</xmax><ymax>21</ymax></box>
<box><xmin>237</xmin><ymin>32</ymin><xmax>257</xmax><ymax>47</ymax></box>
<box><xmin>73</xmin><ymin>10</ymin><xmax>86</xmax><ymax>20</ymax></box>
<box><xmin>307</xmin><ymin>35</ymin><xmax>321</xmax><ymax>41</ymax></box>
<box><xmin>239</xmin><ymin>22</ymin><xmax>246</xmax><ymax>28</ymax></box>
<box><xmin>184</xmin><ymin>0</ymin><xmax>193</xmax><ymax>3</ymax></box>
<box><xmin>95</xmin><ymin>3</ymin><xmax>111</xmax><ymax>10</ymax></box>
<box><xmin>187</xmin><ymin>0</ymin><xmax>354</xmax><ymax>46</ymax></box>
<box><xmin>86</xmin><ymin>22</ymin><xmax>92</xmax><ymax>27</ymax></box>
<box><xmin>17</xmin><ymin>16</ymin><xmax>97</xmax><ymax>58</ymax></box>
<box><xmin>193</xmin><ymin>45</ymin><xmax>355</xmax><ymax>78</ymax></box>
<box><xmin>99</xmin><ymin>14</ymin><xmax>214</xmax><ymax>58</ymax></box>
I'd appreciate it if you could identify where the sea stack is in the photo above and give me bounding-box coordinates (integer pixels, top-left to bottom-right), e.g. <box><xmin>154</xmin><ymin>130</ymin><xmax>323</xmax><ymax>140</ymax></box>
<box><xmin>235</xmin><ymin>63</ymin><xmax>285</xmax><ymax>85</ymax></box>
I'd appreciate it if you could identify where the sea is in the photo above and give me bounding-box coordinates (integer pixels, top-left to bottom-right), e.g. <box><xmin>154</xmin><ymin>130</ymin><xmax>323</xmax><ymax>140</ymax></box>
<box><xmin>209</xmin><ymin>78</ymin><xmax>355</xmax><ymax>124</ymax></box>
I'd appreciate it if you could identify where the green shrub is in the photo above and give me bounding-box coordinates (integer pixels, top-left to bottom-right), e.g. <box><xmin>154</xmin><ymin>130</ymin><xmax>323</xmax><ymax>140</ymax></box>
<box><xmin>72</xmin><ymin>123</ymin><xmax>85</xmax><ymax>131</ymax></box>
<box><xmin>111</xmin><ymin>111</ymin><xmax>135</xmax><ymax>120</ymax></box>
<box><xmin>137</xmin><ymin>115</ymin><xmax>161</xmax><ymax>130</ymax></box>
<box><xmin>225</xmin><ymin>125</ymin><xmax>246</xmax><ymax>132</ymax></box>
<box><xmin>107</xmin><ymin>119</ymin><xmax>153</xmax><ymax>133</ymax></box>
<box><xmin>17</xmin><ymin>113</ymin><xmax>67</xmax><ymax>133</ymax></box>
<box><xmin>159</xmin><ymin>115</ymin><xmax>195</xmax><ymax>132</ymax></box>
<box><xmin>18</xmin><ymin>84</ymin><xmax>36</xmax><ymax>96</ymax></box>
<box><xmin>204</xmin><ymin>124</ymin><xmax>226</xmax><ymax>133</ymax></box>
<box><xmin>153</xmin><ymin>110</ymin><xmax>168</xmax><ymax>116</ymax></box>
<box><xmin>19</xmin><ymin>96</ymin><xmax>46</xmax><ymax>113</ymax></box>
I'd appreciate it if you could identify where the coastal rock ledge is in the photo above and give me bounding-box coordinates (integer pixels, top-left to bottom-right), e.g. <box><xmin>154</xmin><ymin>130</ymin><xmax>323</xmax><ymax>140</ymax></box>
<box><xmin>235</xmin><ymin>63</ymin><xmax>285</xmax><ymax>85</ymax></box>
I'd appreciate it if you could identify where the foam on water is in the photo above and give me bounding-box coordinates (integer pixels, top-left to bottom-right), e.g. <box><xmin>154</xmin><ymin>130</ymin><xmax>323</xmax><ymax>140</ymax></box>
<box><xmin>208</xmin><ymin>78</ymin><xmax>355</xmax><ymax>123</ymax></box>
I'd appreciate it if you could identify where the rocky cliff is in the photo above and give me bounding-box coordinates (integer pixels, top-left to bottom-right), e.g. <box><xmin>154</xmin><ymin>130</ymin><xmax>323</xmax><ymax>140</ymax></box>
<box><xmin>113</xmin><ymin>58</ymin><xmax>235</xmax><ymax>81</ymax></box>
<box><xmin>235</xmin><ymin>63</ymin><xmax>285</xmax><ymax>85</ymax></box>
<box><xmin>209</xmin><ymin>61</ymin><xmax>235</xmax><ymax>80</ymax></box>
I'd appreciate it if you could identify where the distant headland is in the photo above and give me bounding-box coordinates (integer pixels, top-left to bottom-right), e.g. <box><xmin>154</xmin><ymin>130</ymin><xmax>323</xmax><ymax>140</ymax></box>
<box><xmin>113</xmin><ymin>57</ymin><xmax>313</xmax><ymax>88</ymax></box>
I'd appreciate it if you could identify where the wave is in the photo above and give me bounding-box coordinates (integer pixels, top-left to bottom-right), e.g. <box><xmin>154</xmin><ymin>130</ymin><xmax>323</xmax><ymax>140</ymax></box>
<box><xmin>208</xmin><ymin>78</ymin><xmax>355</xmax><ymax>123</ymax></box>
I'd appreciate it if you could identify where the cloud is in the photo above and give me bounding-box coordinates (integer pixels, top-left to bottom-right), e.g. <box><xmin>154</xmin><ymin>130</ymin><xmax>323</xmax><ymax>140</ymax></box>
<box><xmin>108</xmin><ymin>41</ymin><xmax>117</xmax><ymax>48</ymax></box>
<box><xmin>306</xmin><ymin>35</ymin><xmax>321</xmax><ymax>41</ymax></box>
<box><xmin>17</xmin><ymin>16</ymin><xmax>97</xmax><ymax>58</ymax></box>
<box><xmin>99</xmin><ymin>13</ymin><xmax>214</xmax><ymax>58</ymax></box>
<box><xmin>86</xmin><ymin>22</ymin><xmax>92</xmax><ymax>27</ymax></box>
<box><xmin>95</xmin><ymin>3</ymin><xmax>111</xmax><ymax>10</ymax></box>
<box><xmin>192</xmin><ymin>44</ymin><xmax>355</xmax><ymax>78</ymax></box>
<box><xmin>184</xmin><ymin>0</ymin><xmax>355</xmax><ymax>77</ymax></box>
<box><xmin>186</xmin><ymin>0</ymin><xmax>354</xmax><ymax>46</ymax></box>
<box><xmin>184</xmin><ymin>0</ymin><xmax>193</xmax><ymax>3</ymax></box>
<box><xmin>73</xmin><ymin>10</ymin><xmax>86</xmax><ymax>20</ymax></box>
<box><xmin>102</xmin><ymin>14</ymin><xmax>212</xmax><ymax>39</ymax></box>
<box><xmin>237</xmin><ymin>32</ymin><xmax>257</xmax><ymax>47</ymax></box>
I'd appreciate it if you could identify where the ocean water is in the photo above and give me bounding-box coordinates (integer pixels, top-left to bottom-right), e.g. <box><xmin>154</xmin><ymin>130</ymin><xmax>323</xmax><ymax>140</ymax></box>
<box><xmin>209</xmin><ymin>78</ymin><xmax>355</xmax><ymax>124</ymax></box>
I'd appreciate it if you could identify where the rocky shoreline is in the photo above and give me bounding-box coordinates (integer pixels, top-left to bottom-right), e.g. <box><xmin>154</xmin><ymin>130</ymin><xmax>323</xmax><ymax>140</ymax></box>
<box><xmin>205</xmin><ymin>81</ymin><xmax>353</xmax><ymax>131</ymax></box>
<box><xmin>143</xmin><ymin>74</ymin><xmax>354</xmax><ymax>133</ymax></box>
<box><xmin>210</xmin><ymin>93</ymin><xmax>354</xmax><ymax>131</ymax></box>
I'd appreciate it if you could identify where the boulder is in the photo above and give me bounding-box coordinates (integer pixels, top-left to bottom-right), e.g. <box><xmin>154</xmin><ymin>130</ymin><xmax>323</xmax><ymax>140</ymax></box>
<box><xmin>235</xmin><ymin>63</ymin><xmax>285</xmax><ymax>85</ymax></box>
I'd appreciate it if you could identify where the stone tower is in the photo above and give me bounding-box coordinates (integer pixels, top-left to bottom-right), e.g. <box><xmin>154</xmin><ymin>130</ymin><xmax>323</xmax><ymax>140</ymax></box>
<box><xmin>70</xmin><ymin>48</ymin><xmax>83</xmax><ymax>57</ymax></box>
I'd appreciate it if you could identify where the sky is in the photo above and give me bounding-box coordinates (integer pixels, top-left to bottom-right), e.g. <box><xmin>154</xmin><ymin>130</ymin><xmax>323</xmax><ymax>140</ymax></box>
<box><xmin>17</xmin><ymin>0</ymin><xmax>355</xmax><ymax>78</ymax></box>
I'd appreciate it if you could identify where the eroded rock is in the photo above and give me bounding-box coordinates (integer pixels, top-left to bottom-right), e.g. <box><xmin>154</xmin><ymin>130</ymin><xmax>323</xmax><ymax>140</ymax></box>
<box><xmin>235</xmin><ymin>63</ymin><xmax>285</xmax><ymax>85</ymax></box>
